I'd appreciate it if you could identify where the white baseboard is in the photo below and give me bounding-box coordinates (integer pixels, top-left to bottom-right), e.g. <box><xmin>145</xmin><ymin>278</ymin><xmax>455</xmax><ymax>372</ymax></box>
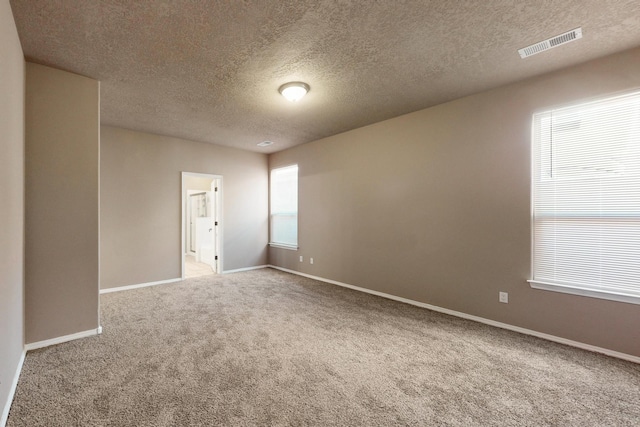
<box><xmin>222</xmin><ymin>265</ymin><xmax>268</xmax><ymax>274</ymax></box>
<box><xmin>268</xmin><ymin>265</ymin><xmax>640</xmax><ymax>364</ymax></box>
<box><xmin>25</xmin><ymin>327</ymin><xmax>102</xmax><ymax>351</ymax></box>
<box><xmin>4</xmin><ymin>328</ymin><xmax>103</xmax><ymax>425</ymax></box>
<box><xmin>99</xmin><ymin>278</ymin><xmax>182</xmax><ymax>294</ymax></box>
<box><xmin>1</xmin><ymin>350</ymin><xmax>25</xmax><ymax>427</ymax></box>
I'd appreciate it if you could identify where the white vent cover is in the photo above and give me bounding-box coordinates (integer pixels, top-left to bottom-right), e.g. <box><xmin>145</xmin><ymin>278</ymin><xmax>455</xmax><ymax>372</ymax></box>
<box><xmin>518</xmin><ymin>28</ymin><xmax>583</xmax><ymax>59</ymax></box>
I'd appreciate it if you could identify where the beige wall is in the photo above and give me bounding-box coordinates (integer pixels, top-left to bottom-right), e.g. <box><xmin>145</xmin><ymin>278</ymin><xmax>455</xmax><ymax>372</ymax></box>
<box><xmin>100</xmin><ymin>126</ymin><xmax>268</xmax><ymax>289</ymax></box>
<box><xmin>25</xmin><ymin>63</ymin><xmax>100</xmax><ymax>343</ymax></box>
<box><xmin>0</xmin><ymin>0</ymin><xmax>24</xmax><ymax>418</ymax></box>
<box><xmin>270</xmin><ymin>46</ymin><xmax>640</xmax><ymax>357</ymax></box>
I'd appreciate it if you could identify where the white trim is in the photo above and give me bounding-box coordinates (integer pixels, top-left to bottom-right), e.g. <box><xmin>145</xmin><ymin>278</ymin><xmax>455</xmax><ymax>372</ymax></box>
<box><xmin>222</xmin><ymin>265</ymin><xmax>268</xmax><ymax>274</ymax></box>
<box><xmin>97</xmin><ymin>80</ymin><xmax>102</xmax><ymax>342</ymax></box>
<box><xmin>1</xmin><ymin>350</ymin><xmax>25</xmax><ymax>427</ymax></box>
<box><xmin>529</xmin><ymin>280</ymin><xmax>640</xmax><ymax>306</ymax></box>
<box><xmin>268</xmin><ymin>266</ymin><xmax>640</xmax><ymax>364</ymax></box>
<box><xmin>268</xmin><ymin>243</ymin><xmax>298</xmax><ymax>251</ymax></box>
<box><xmin>24</xmin><ymin>327</ymin><xmax>102</xmax><ymax>351</ymax></box>
<box><xmin>99</xmin><ymin>278</ymin><xmax>182</xmax><ymax>294</ymax></box>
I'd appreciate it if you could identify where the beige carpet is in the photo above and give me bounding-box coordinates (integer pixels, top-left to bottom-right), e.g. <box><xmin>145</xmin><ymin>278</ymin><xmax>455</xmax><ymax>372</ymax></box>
<box><xmin>7</xmin><ymin>268</ymin><xmax>640</xmax><ymax>426</ymax></box>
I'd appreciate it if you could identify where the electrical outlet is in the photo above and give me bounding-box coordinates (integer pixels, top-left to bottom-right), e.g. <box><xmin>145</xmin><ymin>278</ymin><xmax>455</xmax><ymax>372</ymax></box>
<box><xmin>310</xmin><ymin>257</ymin><xmax>314</xmax><ymax>264</ymax></box>
<box><xmin>499</xmin><ymin>292</ymin><xmax>509</xmax><ymax>303</ymax></box>
<box><xmin>299</xmin><ymin>256</ymin><xmax>303</xmax><ymax>262</ymax></box>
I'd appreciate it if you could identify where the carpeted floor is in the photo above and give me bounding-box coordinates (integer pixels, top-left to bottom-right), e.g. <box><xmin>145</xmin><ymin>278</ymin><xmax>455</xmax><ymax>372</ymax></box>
<box><xmin>7</xmin><ymin>268</ymin><xmax>640</xmax><ymax>426</ymax></box>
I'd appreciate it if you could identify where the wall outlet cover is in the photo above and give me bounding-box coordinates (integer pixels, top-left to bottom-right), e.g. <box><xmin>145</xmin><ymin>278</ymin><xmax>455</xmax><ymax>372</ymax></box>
<box><xmin>499</xmin><ymin>292</ymin><xmax>509</xmax><ymax>303</ymax></box>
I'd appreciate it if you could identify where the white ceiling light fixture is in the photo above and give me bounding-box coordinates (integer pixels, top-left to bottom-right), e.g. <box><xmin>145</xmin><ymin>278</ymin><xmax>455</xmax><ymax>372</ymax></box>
<box><xmin>257</xmin><ymin>140</ymin><xmax>274</xmax><ymax>147</ymax></box>
<box><xmin>279</xmin><ymin>82</ymin><xmax>310</xmax><ymax>102</ymax></box>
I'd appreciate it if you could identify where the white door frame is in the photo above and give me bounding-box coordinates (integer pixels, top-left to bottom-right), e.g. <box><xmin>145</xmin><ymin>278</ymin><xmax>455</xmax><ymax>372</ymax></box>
<box><xmin>181</xmin><ymin>172</ymin><xmax>223</xmax><ymax>279</ymax></box>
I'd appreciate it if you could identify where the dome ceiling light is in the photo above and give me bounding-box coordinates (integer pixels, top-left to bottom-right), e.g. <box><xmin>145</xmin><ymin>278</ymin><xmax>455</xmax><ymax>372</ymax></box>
<box><xmin>278</xmin><ymin>82</ymin><xmax>310</xmax><ymax>102</ymax></box>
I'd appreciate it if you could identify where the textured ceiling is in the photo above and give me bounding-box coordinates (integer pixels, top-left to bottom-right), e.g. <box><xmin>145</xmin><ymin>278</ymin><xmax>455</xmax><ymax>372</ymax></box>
<box><xmin>10</xmin><ymin>0</ymin><xmax>640</xmax><ymax>153</ymax></box>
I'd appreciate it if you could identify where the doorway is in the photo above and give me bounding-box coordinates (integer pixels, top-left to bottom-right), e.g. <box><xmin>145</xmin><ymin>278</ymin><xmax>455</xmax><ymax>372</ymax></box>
<box><xmin>181</xmin><ymin>172</ymin><xmax>222</xmax><ymax>279</ymax></box>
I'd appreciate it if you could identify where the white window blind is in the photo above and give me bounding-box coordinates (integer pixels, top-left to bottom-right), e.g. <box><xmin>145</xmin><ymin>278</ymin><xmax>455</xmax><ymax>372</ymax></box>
<box><xmin>530</xmin><ymin>90</ymin><xmax>640</xmax><ymax>305</ymax></box>
<box><xmin>270</xmin><ymin>165</ymin><xmax>298</xmax><ymax>248</ymax></box>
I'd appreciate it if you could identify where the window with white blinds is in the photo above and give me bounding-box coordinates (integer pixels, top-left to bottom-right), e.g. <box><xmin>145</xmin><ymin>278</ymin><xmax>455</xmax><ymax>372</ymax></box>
<box><xmin>270</xmin><ymin>165</ymin><xmax>298</xmax><ymax>249</ymax></box>
<box><xmin>530</xmin><ymin>90</ymin><xmax>640</xmax><ymax>305</ymax></box>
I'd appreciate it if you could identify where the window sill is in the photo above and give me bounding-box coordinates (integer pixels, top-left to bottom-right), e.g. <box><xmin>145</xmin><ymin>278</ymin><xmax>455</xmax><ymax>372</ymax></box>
<box><xmin>269</xmin><ymin>243</ymin><xmax>298</xmax><ymax>251</ymax></box>
<box><xmin>528</xmin><ymin>280</ymin><xmax>640</xmax><ymax>305</ymax></box>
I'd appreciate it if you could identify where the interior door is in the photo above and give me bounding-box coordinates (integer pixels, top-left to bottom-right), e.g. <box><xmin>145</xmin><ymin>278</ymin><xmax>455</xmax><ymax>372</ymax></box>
<box><xmin>210</xmin><ymin>180</ymin><xmax>219</xmax><ymax>273</ymax></box>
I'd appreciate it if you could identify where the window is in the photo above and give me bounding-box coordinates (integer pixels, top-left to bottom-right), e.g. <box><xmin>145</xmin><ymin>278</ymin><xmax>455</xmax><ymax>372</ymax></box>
<box><xmin>530</xmin><ymin>90</ymin><xmax>640</xmax><ymax>305</ymax></box>
<box><xmin>270</xmin><ymin>165</ymin><xmax>298</xmax><ymax>249</ymax></box>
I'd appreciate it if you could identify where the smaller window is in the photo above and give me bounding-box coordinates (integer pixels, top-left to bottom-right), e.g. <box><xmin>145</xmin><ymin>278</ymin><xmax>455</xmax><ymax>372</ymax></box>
<box><xmin>270</xmin><ymin>165</ymin><xmax>298</xmax><ymax>249</ymax></box>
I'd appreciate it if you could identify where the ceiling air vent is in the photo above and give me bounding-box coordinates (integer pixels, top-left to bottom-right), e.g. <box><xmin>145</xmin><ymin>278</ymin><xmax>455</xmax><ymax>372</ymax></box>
<box><xmin>518</xmin><ymin>28</ymin><xmax>583</xmax><ymax>59</ymax></box>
